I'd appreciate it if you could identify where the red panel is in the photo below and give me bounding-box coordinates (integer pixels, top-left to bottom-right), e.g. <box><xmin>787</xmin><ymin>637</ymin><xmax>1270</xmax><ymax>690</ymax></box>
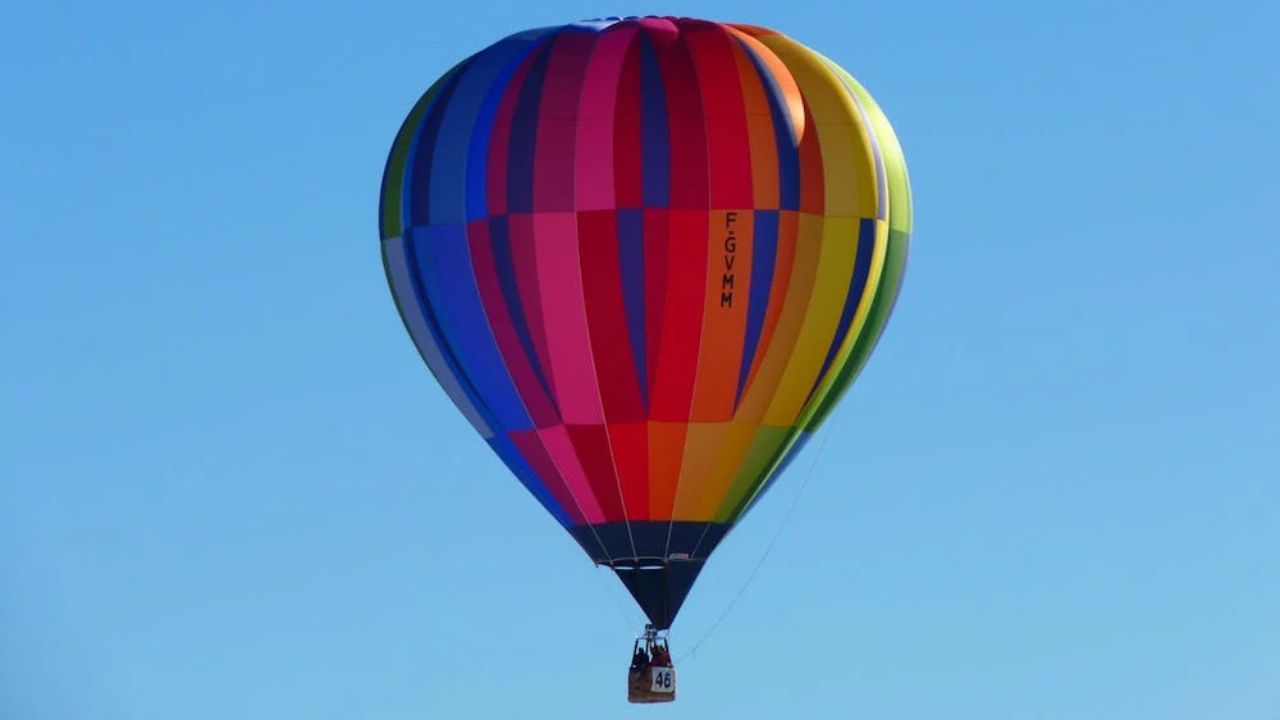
<box><xmin>506</xmin><ymin>213</ymin><xmax>557</xmax><ymax>400</ymax></box>
<box><xmin>649</xmin><ymin>208</ymin><xmax>709</xmax><ymax>420</ymax></box>
<box><xmin>566</xmin><ymin>423</ymin><xmax>625</xmax><ymax>521</ymax></box>
<box><xmin>642</xmin><ymin>208</ymin><xmax>669</xmax><ymax>404</ymax></box>
<box><xmin>578</xmin><ymin>210</ymin><xmax>645</xmax><ymax>423</ymax></box>
<box><xmin>653</xmin><ymin>27</ymin><xmax>708</xmax><ymax>210</ymax></box>
<box><xmin>535</xmin><ymin>32</ymin><xmax>596</xmax><ymax>212</ymax></box>
<box><xmin>613</xmin><ymin>35</ymin><xmax>644</xmax><ymax>208</ymax></box>
<box><xmin>608</xmin><ymin>421</ymin><xmax>649</xmax><ymax>520</ymax></box>
<box><xmin>797</xmin><ymin>101</ymin><xmax>826</xmax><ymax>216</ymax></box>
<box><xmin>686</xmin><ymin>26</ymin><xmax>753</xmax><ymax>208</ymax></box>
<box><xmin>647</xmin><ymin>421</ymin><xmax>687</xmax><ymax>520</ymax></box>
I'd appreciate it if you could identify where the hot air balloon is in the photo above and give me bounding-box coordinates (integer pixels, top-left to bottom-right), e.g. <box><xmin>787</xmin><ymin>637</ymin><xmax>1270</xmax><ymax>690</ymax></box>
<box><xmin>377</xmin><ymin>16</ymin><xmax>911</xmax><ymax>703</ymax></box>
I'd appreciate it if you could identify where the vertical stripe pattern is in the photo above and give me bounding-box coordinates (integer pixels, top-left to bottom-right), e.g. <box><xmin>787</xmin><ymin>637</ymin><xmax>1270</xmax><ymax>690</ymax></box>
<box><xmin>379</xmin><ymin>17</ymin><xmax>912</xmax><ymax>628</ymax></box>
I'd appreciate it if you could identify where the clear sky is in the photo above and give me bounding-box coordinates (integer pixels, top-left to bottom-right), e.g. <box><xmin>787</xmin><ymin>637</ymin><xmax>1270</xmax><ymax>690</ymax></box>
<box><xmin>3</xmin><ymin>1</ymin><xmax>1278</xmax><ymax>718</ymax></box>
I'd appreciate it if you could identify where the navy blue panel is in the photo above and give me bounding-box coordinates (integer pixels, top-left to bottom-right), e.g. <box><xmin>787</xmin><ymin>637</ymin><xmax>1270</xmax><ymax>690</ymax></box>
<box><xmin>614</xmin><ymin>561</ymin><xmax>704</xmax><ymax>630</ymax></box>
<box><xmin>638</xmin><ymin>34</ymin><xmax>670</xmax><ymax>208</ymax></box>
<box><xmin>803</xmin><ymin>217</ymin><xmax>877</xmax><ymax>407</ymax></box>
<box><xmin>488</xmin><ymin>216</ymin><xmax>559</xmax><ymax>414</ymax></box>
<box><xmin>429</xmin><ymin>45</ymin><xmax>522</xmax><ymax>224</ymax></box>
<box><xmin>666</xmin><ymin>519</ymin><xmax>731</xmax><ymax>562</ymax></box>
<box><xmin>465</xmin><ymin>36</ymin><xmax>549</xmax><ymax>221</ymax></box>
<box><xmin>565</xmin><ymin>521</ymin><xmax>730</xmax><ymax>628</ymax></box>
<box><xmin>687</xmin><ymin>523</ymin><xmax>729</xmax><ymax>561</ymax></box>
<box><xmin>617</xmin><ymin>209</ymin><xmax>648</xmax><ymax>403</ymax></box>
<box><xmin>568</xmin><ymin>521</ymin><xmax>727</xmax><ymax>563</ymax></box>
<box><xmin>735</xmin><ymin>209</ymin><xmax>779</xmax><ymax>406</ymax></box>
<box><xmin>407</xmin><ymin>68</ymin><xmax>468</xmax><ymax>226</ymax></box>
<box><xmin>665</xmin><ymin>523</ymin><xmax>706</xmax><ymax>557</ymax></box>
<box><xmin>594</xmin><ymin>523</ymin><xmax>636</xmax><ymax>561</ymax></box>
<box><xmin>506</xmin><ymin>42</ymin><xmax>556</xmax><ymax>214</ymax></box>
<box><xmin>629</xmin><ymin>522</ymin><xmax>670</xmax><ymax>559</ymax></box>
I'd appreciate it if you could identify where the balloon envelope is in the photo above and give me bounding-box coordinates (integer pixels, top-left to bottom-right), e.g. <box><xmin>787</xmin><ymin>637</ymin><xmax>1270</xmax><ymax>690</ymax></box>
<box><xmin>379</xmin><ymin>17</ymin><xmax>912</xmax><ymax>629</ymax></box>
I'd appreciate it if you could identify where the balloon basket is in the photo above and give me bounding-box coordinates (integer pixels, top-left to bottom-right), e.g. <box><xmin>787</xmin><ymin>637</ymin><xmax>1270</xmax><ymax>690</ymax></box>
<box><xmin>627</xmin><ymin>624</ymin><xmax>676</xmax><ymax>704</ymax></box>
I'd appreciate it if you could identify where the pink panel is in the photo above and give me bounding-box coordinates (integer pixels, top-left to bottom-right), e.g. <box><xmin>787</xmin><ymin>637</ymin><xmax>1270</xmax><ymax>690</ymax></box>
<box><xmin>533</xmin><ymin>212</ymin><xmax>607</xmax><ymax>424</ymax></box>
<box><xmin>576</xmin><ymin>25</ymin><xmax>638</xmax><ymax>211</ymax></box>
<box><xmin>538</xmin><ymin>424</ymin><xmax>605</xmax><ymax>523</ymax></box>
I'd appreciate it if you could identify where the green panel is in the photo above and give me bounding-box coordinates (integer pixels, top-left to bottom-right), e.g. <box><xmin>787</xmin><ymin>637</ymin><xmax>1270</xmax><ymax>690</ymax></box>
<box><xmin>722</xmin><ymin>57</ymin><xmax>915</xmax><ymax>520</ymax></box>
<box><xmin>714</xmin><ymin>425</ymin><xmax>792</xmax><ymax>523</ymax></box>
<box><xmin>733</xmin><ymin>227</ymin><xmax>907</xmax><ymax>514</ymax></box>
<box><xmin>801</xmin><ymin>227</ymin><xmax>909</xmax><ymax>431</ymax></box>
<box><xmin>796</xmin><ymin>55</ymin><xmax>912</xmax><ymax>432</ymax></box>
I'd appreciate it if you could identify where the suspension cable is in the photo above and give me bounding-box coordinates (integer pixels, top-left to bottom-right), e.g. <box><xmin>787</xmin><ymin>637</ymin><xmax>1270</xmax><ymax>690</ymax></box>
<box><xmin>673</xmin><ymin>420</ymin><xmax>835</xmax><ymax>663</ymax></box>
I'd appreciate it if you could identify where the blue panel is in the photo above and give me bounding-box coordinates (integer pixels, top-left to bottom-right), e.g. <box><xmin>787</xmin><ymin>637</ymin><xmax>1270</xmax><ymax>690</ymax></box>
<box><xmin>487</xmin><ymin>434</ymin><xmax>572</xmax><ymax>526</ymax></box>
<box><xmin>735</xmin><ymin>209</ymin><xmax>779</xmax><ymax>406</ymax></box>
<box><xmin>431</xmin><ymin>38</ymin><xmax>541</xmax><ymax>225</ymax></box>
<box><xmin>465</xmin><ymin>32</ymin><xmax>558</xmax><ymax>221</ymax></box>
<box><xmin>384</xmin><ymin>234</ymin><xmax>496</xmax><ymax>438</ymax></box>
<box><xmin>617</xmin><ymin>208</ymin><xmax>648</xmax><ymax>404</ymax></box>
<box><xmin>411</xmin><ymin>223</ymin><xmax>532</xmax><ymax>431</ymax></box>
<box><xmin>638</xmin><ymin>34</ymin><xmax>670</xmax><ymax>209</ymax></box>
<box><xmin>406</xmin><ymin>68</ymin><xmax>468</xmax><ymax>227</ymax></box>
<box><xmin>425</xmin><ymin>128</ymin><xmax>472</xmax><ymax>224</ymax></box>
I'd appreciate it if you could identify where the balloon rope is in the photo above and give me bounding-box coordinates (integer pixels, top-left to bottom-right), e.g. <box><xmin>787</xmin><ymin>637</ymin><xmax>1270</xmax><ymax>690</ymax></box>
<box><xmin>673</xmin><ymin>419</ymin><xmax>836</xmax><ymax>663</ymax></box>
<box><xmin>598</xmin><ymin>565</ymin><xmax>644</xmax><ymax>631</ymax></box>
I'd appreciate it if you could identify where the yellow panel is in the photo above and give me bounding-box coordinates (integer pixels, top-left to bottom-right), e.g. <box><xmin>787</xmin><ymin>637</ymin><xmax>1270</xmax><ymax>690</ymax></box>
<box><xmin>814</xmin><ymin>122</ymin><xmax>875</xmax><ymax>218</ymax></box>
<box><xmin>759</xmin><ymin>38</ymin><xmax>856</xmax><ymax>123</ymax></box>
<box><xmin>670</xmin><ymin>421</ymin><xmax>732</xmax><ymax>522</ymax></box>
<box><xmin>763</xmin><ymin>217</ymin><xmax>860</xmax><ymax>425</ymax></box>
<box><xmin>675</xmin><ymin>419</ymin><xmax>760</xmax><ymax>520</ymax></box>
<box><xmin>732</xmin><ymin>212</ymin><xmax>825</xmax><ymax>422</ymax></box>
<box><xmin>794</xmin><ymin>218</ymin><xmax>889</xmax><ymax>429</ymax></box>
<box><xmin>820</xmin><ymin>55</ymin><xmax>913</xmax><ymax>233</ymax></box>
<box><xmin>759</xmin><ymin>36</ymin><xmax>879</xmax><ymax>220</ymax></box>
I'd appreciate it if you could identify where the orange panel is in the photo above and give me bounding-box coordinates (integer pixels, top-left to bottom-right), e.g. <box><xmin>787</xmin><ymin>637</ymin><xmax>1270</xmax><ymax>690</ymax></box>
<box><xmin>690</xmin><ymin>210</ymin><xmax>754</xmax><ymax>421</ymax></box>
<box><xmin>646</xmin><ymin>420</ymin><xmax>688</xmax><ymax>520</ymax></box>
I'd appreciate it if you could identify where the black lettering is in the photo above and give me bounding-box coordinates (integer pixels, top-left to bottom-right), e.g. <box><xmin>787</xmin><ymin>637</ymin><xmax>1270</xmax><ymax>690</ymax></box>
<box><xmin>720</xmin><ymin>213</ymin><xmax>739</xmax><ymax>311</ymax></box>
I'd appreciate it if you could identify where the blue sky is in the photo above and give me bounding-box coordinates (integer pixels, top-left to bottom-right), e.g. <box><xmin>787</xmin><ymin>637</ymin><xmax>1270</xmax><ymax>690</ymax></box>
<box><xmin>3</xmin><ymin>1</ymin><xmax>1278</xmax><ymax>718</ymax></box>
